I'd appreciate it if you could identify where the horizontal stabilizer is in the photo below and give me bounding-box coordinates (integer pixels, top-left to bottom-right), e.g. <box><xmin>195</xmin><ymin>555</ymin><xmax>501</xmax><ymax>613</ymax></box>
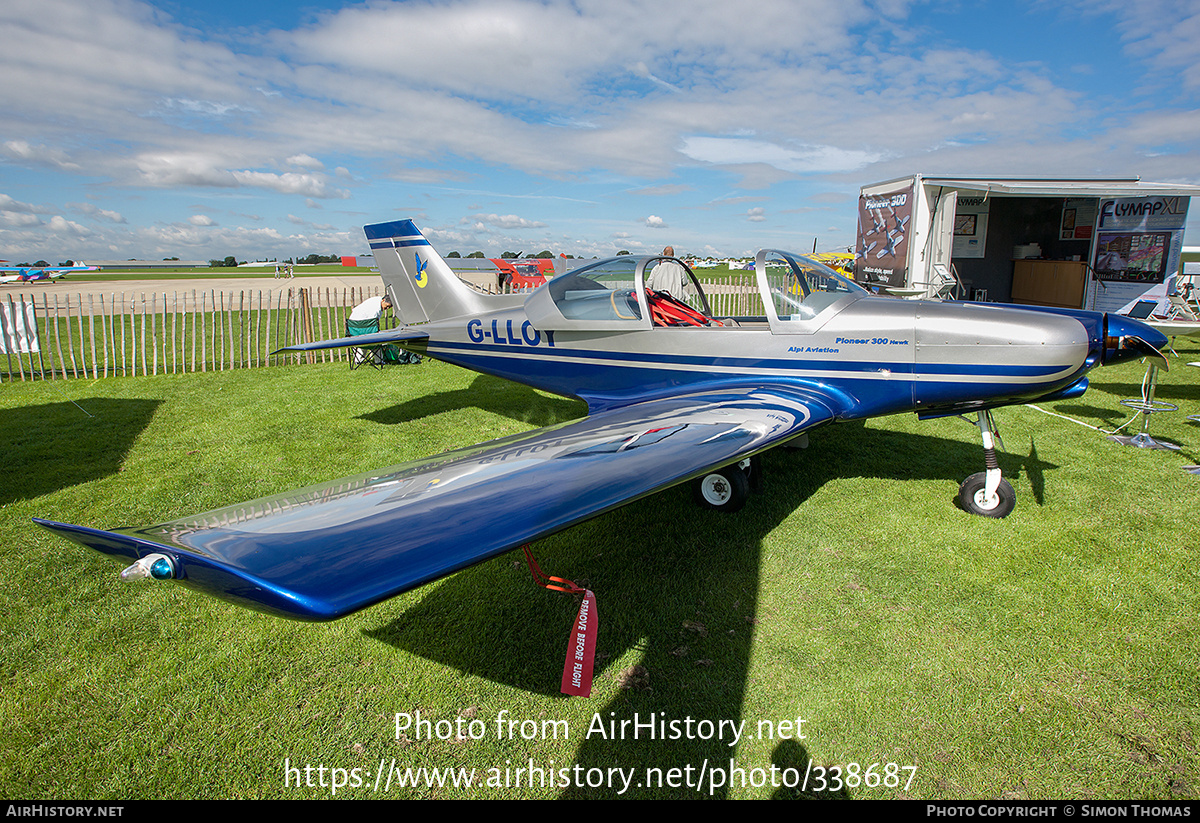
<box><xmin>275</xmin><ymin>328</ymin><xmax>429</xmax><ymax>353</ymax></box>
<box><xmin>35</xmin><ymin>385</ymin><xmax>836</xmax><ymax>621</ymax></box>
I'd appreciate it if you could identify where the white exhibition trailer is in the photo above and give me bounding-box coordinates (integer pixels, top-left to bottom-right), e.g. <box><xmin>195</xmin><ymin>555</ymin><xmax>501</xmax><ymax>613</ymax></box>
<box><xmin>854</xmin><ymin>176</ymin><xmax>1200</xmax><ymax>314</ymax></box>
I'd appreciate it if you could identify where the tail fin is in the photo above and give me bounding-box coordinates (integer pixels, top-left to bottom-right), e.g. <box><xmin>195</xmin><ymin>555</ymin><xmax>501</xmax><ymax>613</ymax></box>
<box><xmin>364</xmin><ymin>219</ymin><xmax>490</xmax><ymax>325</ymax></box>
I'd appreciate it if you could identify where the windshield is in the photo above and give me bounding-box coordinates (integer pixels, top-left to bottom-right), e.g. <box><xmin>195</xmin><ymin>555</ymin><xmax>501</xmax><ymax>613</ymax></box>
<box><xmin>548</xmin><ymin>257</ymin><xmax>642</xmax><ymax>321</ymax></box>
<box><xmin>759</xmin><ymin>249</ymin><xmax>866</xmax><ymax>321</ymax></box>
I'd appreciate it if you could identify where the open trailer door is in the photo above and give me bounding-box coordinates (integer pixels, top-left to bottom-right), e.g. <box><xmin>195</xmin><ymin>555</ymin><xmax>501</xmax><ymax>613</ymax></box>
<box><xmin>920</xmin><ymin>189</ymin><xmax>959</xmax><ymax>299</ymax></box>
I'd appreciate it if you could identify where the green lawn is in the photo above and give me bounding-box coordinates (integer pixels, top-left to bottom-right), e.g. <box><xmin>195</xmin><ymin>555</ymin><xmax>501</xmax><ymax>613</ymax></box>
<box><xmin>1</xmin><ymin>344</ymin><xmax>1197</xmax><ymax>799</ymax></box>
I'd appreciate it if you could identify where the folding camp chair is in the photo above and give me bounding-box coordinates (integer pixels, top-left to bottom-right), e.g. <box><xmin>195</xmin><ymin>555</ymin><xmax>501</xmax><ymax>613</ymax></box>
<box><xmin>1167</xmin><ymin>291</ymin><xmax>1199</xmax><ymax>321</ymax></box>
<box><xmin>345</xmin><ymin>318</ymin><xmax>422</xmax><ymax>369</ymax></box>
<box><xmin>346</xmin><ymin>318</ymin><xmax>384</xmax><ymax>371</ymax></box>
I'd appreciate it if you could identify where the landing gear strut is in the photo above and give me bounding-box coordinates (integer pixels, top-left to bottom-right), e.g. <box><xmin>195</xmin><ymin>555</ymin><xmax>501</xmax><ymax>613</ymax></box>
<box><xmin>958</xmin><ymin>409</ymin><xmax>1015</xmax><ymax>518</ymax></box>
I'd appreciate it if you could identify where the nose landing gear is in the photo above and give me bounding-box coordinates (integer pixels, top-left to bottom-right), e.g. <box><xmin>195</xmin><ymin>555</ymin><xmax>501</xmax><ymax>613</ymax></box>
<box><xmin>958</xmin><ymin>409</ymin><xmax>1015</xmax><ymax>518</ymax></box>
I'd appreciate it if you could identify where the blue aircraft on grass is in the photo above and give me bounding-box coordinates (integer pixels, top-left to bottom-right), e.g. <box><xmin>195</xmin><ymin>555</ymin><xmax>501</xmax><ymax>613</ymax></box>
<box><xmin>36</xmin><ymin>220</ymin><xmax>1168</xmax><ymax>621</ymax></box>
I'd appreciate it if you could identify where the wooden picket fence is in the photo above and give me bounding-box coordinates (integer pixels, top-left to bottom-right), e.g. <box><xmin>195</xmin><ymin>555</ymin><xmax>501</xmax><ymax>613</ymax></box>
<box><xmin>699</xmin><ymin>272</ymin><xmax>770</xmax><ymax>317</ymax></box>
<box><xmin>0</xmin><ymin>286</ymin><xmax>390</xmax><ymax>382</ymax></box>
<box><xmin>0</xmin><ymin>274</ymin><xmax>772</xmax><ymax>383</ymax></box>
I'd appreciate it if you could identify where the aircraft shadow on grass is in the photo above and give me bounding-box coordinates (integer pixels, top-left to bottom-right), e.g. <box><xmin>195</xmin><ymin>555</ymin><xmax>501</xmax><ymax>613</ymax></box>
<box><xmin>356</xmin><ymin>372</ymin><xmax>585</xmax><ymax>430</ymax></box>
<box><xmin>362</xmin><ymin>392</ymin><xmax>1053</xmax><ymax>798</ymax></box>
<box><xmin>1050</xmin><ymin>402</ymin><xmax>1127</xmax><ymax>426</ymax></box>
<box><xmin>0</xmin><ymin>398</ymin><xmax>160</xmax><ymax>505</ymax></box>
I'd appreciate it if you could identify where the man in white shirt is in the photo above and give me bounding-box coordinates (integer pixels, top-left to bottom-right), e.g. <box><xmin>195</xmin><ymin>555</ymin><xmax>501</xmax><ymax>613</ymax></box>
<box><xmin>646</xmin><ymin>246</ymin><xmax>693</xmax><ymax>299</ymax></box>
<box><xmin>349</xmin><ymin>295</ymin><xmax>392</xmax><ymax>322</ymax></box>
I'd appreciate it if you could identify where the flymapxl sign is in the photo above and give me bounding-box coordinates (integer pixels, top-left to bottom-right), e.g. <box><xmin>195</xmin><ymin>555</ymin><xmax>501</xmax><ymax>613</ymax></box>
<box><xmin>1099</xmin><ymin>196</ymin><xmax>1189</xmax><ymax>231</ymax></box>
<box><xmin>1086</xmin><ymin>195</ymin><xmax>1191</xmax><ymax>312</ymax></box>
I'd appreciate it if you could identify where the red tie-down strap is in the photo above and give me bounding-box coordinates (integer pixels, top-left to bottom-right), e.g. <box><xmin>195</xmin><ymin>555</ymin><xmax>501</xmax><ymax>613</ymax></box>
<box><xmin>522</xmin><ymin>544</ymin><xmax>598</xmax><ymax>698</ymax></box>
<box><xmin>645</xmin><ymin>289</ymin><xmax>724</xmax><ymax>327</ymax></box>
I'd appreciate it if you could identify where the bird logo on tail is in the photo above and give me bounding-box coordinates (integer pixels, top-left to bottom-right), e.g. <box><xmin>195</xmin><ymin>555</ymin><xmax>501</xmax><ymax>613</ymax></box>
<box><xmin>414</xmin><ymin>252</ymin><xmax>429</xmax><ymax>288</ymax></box>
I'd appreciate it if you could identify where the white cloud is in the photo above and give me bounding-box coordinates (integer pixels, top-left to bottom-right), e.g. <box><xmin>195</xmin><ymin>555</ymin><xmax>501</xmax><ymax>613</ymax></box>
<box><xmin>681</xmin><ymin>136</ymin><xmax>882</xmax><ymax>174</ymax></box>
<box><xmin>132</xmin><ymin>153</ymin><xmax>349</xmax><ymax>198</ymax></box>
<box><xmin>630</xmin><ymin>61</ymin><xmax>679</xmax><ymax>93</ymax></box>
<box><xmin>288</xmin><ymin>154</ymin><xmax>325</xmax><ymax>170</ymax></box>
<box><xmin>159</xmin><ymin>98</ymin><xmax>256</xmax><ymax>117</ymax></box>
<box><xmin>230</xmin><ymin>171</ymin><xmax>349</xmax><ymax>199</ymax></box>
<box><xmin>0</xmin><ymin>211</ymin><xmax>42</xmax><ymax>228</ymax></box>
<box><xmin>188</xmin><ymin>214</ymin><xmax>215</xmax><ymax>226</ymax></box>
<box><xmin>3</xmin><ymin>140</ymin><xmax>80</xmax><ymax>171</ymax></box>
<box><xmin>135</xmin><ymin>153</ymin><xmax>239</xmax><ymax>188</ymax></box>
<box><xmin>0</xmin><ymin>194</ymin><xmax>55</xmax><ymax>215</ymax></box>
<box><xmin>469</xmin><ymin>213</ymin><xmax>548</xmax><ymax>230</ymax></box>
<box><xmin>47</xmin><ymin>215</ymin><xmax>91</xmax><ymax>235</ymax></box>
<box><xmin>70</xmin><ymin>203</ymin><xmax>126</xmax><ymax>223</ymax></box>
<box><xmin>1081</xmin><ymin>0</ymin><xmax>1200</xmax><ymax>88</ymax></box>
<box><xmin>645</xmin><ymin>215</ymin><xmax>668</xmax><ymax>228</ymax></box>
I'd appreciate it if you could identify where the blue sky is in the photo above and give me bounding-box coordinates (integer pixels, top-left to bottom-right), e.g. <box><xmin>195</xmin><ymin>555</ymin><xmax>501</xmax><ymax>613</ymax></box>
<box><xmin>2</xmin><ymin>0</ymin><xmax>1198</xmax><ymax>263</ymax></box>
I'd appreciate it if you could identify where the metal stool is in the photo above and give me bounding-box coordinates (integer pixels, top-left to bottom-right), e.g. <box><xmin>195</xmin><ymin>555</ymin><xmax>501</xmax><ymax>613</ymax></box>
<box><xmin>1108</xmin><ymin>360</ymin><xmax>1180</xmax><ymax>451</ymax></box>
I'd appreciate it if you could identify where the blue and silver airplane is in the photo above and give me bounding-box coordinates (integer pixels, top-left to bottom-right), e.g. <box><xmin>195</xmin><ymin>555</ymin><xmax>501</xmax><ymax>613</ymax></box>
<box><xmin>36</xmin><ymin>220</ymin><xmax>1167</xmax><ymax>621</ymax></box>
<box><xmin>0</xmin><ymin>262</ymin><xmax>96</xmax><ymax>284</ymax></box>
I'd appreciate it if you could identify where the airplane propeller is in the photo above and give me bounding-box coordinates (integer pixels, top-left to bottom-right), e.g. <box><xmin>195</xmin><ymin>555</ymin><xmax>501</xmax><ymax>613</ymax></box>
<box><xmin>1117</xmin><ymin>335</ymin><xmax>1169</xmax><ymax>372</ymax></box>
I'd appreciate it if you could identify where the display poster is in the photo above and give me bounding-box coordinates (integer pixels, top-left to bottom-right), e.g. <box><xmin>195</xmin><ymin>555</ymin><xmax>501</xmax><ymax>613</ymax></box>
<box><xmin>855</xmin><ymin>185</ymin><xmax>913</xmax><ymax>287</ymax></box>
<box><xmin>1084</xmin><ymin>196</ymin><xmax>1190</xmax><ymax>312</ymax></box>
<box><xmin>952</xmin><ymin>194</ymin><xmax>989</xmax><ymax>259</ymax></box>
<box><xmin>1060</xmin><ymin>198</ymin><xmax>1097</xmax><ymax>240</ymax></box>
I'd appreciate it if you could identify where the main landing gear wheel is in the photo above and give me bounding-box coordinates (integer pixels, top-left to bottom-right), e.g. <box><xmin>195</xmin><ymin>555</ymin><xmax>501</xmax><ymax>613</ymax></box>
<box><xmin>693</xmin><ymin>465</ymin><xmax>750</xmax><ymax>513</ymax></box>
<box><xmin>957</xmin><ymin>472</ymin><xmax>1015</xmax><ymax>518</ymax></box>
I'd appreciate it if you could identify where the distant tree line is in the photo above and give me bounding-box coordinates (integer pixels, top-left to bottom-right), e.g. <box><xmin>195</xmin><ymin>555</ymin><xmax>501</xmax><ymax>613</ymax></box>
<box><xmin>207</xmin><ymin>253</ymin><xmax>343</xmax><ymax>268</ymax></box>
<box><xmin>446</xmin><ymin>250</ymin><xmax>576</xmax><ymax>259</ymax></box>
<box><xmin>290</xmin><ymin>254</ymin><xmax>342</xmax><ymax>265</ymax></box>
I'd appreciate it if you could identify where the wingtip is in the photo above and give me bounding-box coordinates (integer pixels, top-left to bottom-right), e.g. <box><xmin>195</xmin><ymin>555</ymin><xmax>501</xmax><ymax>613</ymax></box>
<box><xmin>32</xmin><ymin>517</ymin><xmax>145</xmax><ymax>562</ymax></box>
<box><xmin>34</xmin><ymin>516</ymin><xmax>343</xmax><ymax>621</ymax></box>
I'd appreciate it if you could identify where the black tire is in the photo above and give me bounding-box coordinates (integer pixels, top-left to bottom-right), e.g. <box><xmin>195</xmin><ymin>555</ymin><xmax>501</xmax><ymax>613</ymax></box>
<box><xmin>957</xmin><ymin>472</ymin><xmax>1016</xmax><ymax>518</ymax></box>
<box><xmin>693</xmin><ymin>466</ymin><xmax>750</xmax><ymax>513</ymax></box>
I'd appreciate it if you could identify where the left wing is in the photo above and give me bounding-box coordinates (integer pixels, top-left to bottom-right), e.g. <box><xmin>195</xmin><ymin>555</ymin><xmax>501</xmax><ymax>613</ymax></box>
<box><xmin>36</xmin><ymin>385</ymin><xmax>837</xmax><ymax>621</ymax></box>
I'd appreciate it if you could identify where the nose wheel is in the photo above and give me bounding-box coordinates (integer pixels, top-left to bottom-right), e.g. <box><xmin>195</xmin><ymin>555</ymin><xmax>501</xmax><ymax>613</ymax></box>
<box><xmin>958</xmin><ymin>409</ymin><xmax>1015</xmax><ymax>518</ymax></box>
<box><xmin>958</xmin><ymin>472</ymin><xmax>1015</xmax><ymax>518</ymax></box>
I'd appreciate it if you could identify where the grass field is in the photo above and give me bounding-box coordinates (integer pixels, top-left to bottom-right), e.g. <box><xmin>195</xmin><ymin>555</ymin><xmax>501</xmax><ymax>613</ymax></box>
<box><xmin>1</xmin><ymin>342</ymin><xmax>1197</xmax><ymax>799</ymax></box>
